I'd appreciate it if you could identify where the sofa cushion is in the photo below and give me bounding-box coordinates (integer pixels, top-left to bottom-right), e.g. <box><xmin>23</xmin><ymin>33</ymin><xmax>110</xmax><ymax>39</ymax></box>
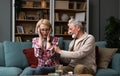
<box><xmin>96</xmin><ymin>69</ymin><xmax>119</xmax><ymax>76</ymax></box>
<box><xmin>0</xmin><ymin>67</ymin><xmax>22</xmax><ymax>76</ymax></box>
<box><xmin>3</xmin><ymin>41</ymin><xmax>32</xmax><ymax>69</ymax></box>
<box><xmin>111</xmin><ymin>53</ymin><xmax>120</xmax><ymax>71</ymax></box>
<box><xmin>23</xmin><ymin>48</ymin><xmax>38</xmax><ymax>68</ymax></box>
<box><xmin>96</xmin><ymin>46</ymin><xmax>118</xmax><ymax>69</ymax></box>
<box><xmin>0</xmin><ymin>42</ymin><xmax>5</xmax><ymax>66</ymax></box>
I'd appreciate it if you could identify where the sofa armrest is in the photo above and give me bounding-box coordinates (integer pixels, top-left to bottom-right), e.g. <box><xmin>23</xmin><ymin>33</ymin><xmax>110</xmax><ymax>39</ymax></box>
<box><xmin>111</xmin><ymin>53</ymin><xmax>120</xmax><ymax>72</ymax></box>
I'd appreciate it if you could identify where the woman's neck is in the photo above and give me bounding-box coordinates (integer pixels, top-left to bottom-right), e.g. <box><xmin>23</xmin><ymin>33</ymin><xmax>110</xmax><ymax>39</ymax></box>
<box><xmin>42</xmin><ymin>38</ymin><xmax>47</xmax><ymax>41</ymax></box>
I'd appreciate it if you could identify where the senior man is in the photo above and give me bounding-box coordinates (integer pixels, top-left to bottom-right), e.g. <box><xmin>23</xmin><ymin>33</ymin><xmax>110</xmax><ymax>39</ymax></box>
<box><xmin>53</xmin><ymin>19</ymin><xmax>96</xmax><ymax>75</ymax></box>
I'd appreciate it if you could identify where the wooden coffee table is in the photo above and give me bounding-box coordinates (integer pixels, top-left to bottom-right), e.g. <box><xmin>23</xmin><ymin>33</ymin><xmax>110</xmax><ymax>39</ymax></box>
<box><xmin>29</xmin><ymin>74</ymin><xmax>93</xmax><ymax>76</ymax></box>
<box><xmin>38</xmin><ymin>74</ymin><xmax>93</xmax><ymax>76</ymax></box>
<box><xmin>78</xmin><ymin>74</ymin><xmax>93</xmax><ymax>76</ymax></box>
<box><xmin>26</xmin><ymin>74</ymin><xmax>93</xmax><ymax>76</ymax></box>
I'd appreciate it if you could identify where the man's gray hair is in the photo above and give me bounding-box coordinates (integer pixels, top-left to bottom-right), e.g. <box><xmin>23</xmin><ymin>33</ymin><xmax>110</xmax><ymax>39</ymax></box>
<box><xmin>68</xmin><ymin>18</ymin><xmax>84</xmax><ymax>32</ymax></box>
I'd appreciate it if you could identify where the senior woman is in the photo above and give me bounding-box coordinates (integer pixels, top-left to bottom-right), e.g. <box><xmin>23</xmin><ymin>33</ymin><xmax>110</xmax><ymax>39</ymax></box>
<box><xmin>21</xmin><ymin>19</ymin><xmax>60</xmax><ymax>75</ymax></box>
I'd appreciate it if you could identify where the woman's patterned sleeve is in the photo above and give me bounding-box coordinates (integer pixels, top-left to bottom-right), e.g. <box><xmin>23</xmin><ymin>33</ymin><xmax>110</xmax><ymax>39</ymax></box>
<box><xmin>32</xmin><ymin>38</ymin><xmax>39</xmax><ymax>57</ymax></box>
<box><xmin>52</xmin><ymin>37</ymin><xmax>59</xmax><ymax>46</ymax></box>
<box><xmin>46</xmin><ymin>37</ymin><xmax>59</xmax><ymax>56</ymax></box>
<box><xmin>46</xmin><ymin>37</ymin><xmax>59</xmax><ymax>50</ymax></box>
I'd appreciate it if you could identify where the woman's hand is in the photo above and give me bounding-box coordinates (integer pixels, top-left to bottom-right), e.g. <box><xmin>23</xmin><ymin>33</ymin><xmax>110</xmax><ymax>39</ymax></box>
<box><xmin>46</xmin><ymin>28</ymin><xmax>52</xmax><ymax>49</ymax></box>
<box><xmin>38</xmin><ymin>29</ymin><xmax>42</xmax><ymax>39</ymax></box>
<box><xmin>38</xmin><ymin>29</ymin><xmax>43</xmax><ymax>47</ymax></box>
<box><xmin>47</xmin><ymin>28</ymin><xmax>51</xmax><ymax>42</ymax></box>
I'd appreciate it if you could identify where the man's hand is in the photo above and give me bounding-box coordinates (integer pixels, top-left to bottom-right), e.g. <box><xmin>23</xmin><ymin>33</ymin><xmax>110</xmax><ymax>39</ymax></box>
<box><xmin>53</xmin><ymin>45</ymin><xmax>61</xmax><ymax>54</ymax></box>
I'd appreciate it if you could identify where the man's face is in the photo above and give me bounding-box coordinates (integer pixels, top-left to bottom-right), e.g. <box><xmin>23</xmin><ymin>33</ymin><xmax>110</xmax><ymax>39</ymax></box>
<box><xmin>68</xmin><ymin>23</ymin><xmax>79</xmax><ymax>38</ymax></box>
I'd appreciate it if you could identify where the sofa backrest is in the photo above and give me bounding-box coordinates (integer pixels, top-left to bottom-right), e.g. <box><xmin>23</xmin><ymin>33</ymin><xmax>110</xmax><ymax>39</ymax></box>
<box><xmin>58</xmin><ymin>37</ymin><xmax>64</xmax><ymax>49</ymax></box>
<box><xmin>3</xmin><ymin>41</ymin><xmax>32</xmax><ymax>69</ymax></box>
<box><xmin>63</xmin><ymin>40</ymin><xmax>71</xmax><ymax>50</ymax></box>
<box><xmin>0</xmin><ymin>42</ymin><xmax>5</xmax><ymax>66</ymax></box>
<box><xmin>95</xmin><ymin>41</ymin><xmax>107</xmax><ymax>47</ymax></box>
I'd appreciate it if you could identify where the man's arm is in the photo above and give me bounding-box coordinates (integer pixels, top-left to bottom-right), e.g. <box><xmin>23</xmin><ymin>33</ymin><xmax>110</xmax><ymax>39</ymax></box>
<box><xmin>53</xmin><ymin>35</ymin><xmax>95</xmax><ymax>59</ymax></box>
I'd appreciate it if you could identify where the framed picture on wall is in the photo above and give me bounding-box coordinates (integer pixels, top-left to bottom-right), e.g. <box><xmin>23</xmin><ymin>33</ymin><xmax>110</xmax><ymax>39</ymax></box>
<box><xmin>75</xmin><ymin>12</ymin><xmax>85</xmax><ymax>22</ymax></box>
<box><xmin>16</xmin><ymin>26</ymin><xmax>24</xmax><ymax>34</ymax></box>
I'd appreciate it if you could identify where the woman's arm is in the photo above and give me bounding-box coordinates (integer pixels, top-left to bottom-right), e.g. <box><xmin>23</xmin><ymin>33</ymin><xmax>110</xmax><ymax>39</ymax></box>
<box><xmin>32</xmin><ymin>38</ymin><xmax>42</xmax><ymax>57</ymax></box>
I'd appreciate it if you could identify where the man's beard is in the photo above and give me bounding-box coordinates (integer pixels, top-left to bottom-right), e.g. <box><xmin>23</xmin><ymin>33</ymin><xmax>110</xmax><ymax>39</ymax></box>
<box><xmin>72</xmin><ymin>34</ymin><xmax>77</xmax><ymax>39</ymax></box>
<box><xmin>68</xmin><ymin>32</ymin><xmax>77</xmax><ymax>39</ymax></box>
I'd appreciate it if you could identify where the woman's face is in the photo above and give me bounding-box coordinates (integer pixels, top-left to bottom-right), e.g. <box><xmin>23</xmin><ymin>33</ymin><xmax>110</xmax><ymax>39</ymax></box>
<box><xmin>38</xmin><ymin>24</ymin><xmax>50</xmax><ymax>38</ymax></box>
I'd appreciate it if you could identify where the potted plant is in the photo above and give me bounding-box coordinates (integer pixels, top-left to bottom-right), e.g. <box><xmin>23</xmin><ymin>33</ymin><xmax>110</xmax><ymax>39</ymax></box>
<box><xmin>105</xmin><ymin>16</ymin><xmax>120</xmax><ymax>52</ymax></box>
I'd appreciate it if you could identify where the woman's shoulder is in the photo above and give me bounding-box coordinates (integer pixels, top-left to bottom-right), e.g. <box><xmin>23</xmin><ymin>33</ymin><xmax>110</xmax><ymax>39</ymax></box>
<box><xmin>32</xmin><ymin>37</ymin><xmax>39</xmax><ymax>42</ymax></box>
<box><xmin>51</xmin><ymin>36</ymin><xmax>59</xmax><ymax>45</ymax></box>
<box><xmin>50</xmin><ymin>36</ymin><xmax>58</xmax><ymax>40</ymax></box>
<box><xmin>52</xmin><ymin>36</ymin><xmax>58</xmax><ymax>40</ymax></box>
<box><xmin>32</xmin><ymin>37</ymin><xmax>39</xmax><ymax>40</ymax></box>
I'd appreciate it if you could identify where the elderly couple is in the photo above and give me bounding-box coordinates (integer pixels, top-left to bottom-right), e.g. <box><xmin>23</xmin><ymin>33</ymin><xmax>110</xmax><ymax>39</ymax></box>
<box><xmin>21</xmin><ymin>18</ymin><xmax>96</xmax><ymax>75</ymax></box>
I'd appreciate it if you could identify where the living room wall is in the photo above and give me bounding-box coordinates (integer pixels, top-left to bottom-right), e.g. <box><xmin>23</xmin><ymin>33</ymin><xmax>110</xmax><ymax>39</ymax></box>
<box><xmin>0</xmin><ymin>0</ymin><xmax>11</xmax><ymax>42</ymax></box>
<box><xmin>89</xmin><ymin>0</ymin><xmax>119</xmax><ymax>41</ymax></box>
<box><xmin>0</xmin><ymin>0</ymin><xmax>119</xmax><ymax>41</ymax></box>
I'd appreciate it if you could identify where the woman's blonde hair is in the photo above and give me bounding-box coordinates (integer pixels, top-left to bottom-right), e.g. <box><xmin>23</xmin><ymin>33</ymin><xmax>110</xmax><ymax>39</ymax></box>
<box><xmin>35</xmin><ymin>19</ymin><xmax>52</xmax><ymax>33</ymax></box>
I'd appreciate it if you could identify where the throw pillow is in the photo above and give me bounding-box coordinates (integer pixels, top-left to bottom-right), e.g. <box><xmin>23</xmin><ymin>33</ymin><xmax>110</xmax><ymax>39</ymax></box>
<box><xmin>3</xmin><ymin>41</ymin><xmax>32</xmax><ymax>69</ymax></box>
<box><xmin>23</xmin><ymin>48</ymin><xmax>38</xmax><ymax>68</ymax></box>
<box><xmin>96</xmin><ymin>46</ymin><xmax>118</xmax><ymax>69</ymax></box>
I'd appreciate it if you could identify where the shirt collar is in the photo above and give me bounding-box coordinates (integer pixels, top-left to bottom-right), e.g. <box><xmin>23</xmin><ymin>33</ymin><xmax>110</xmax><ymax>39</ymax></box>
<box><xmin>76</xmin><ymin>32</ymin><xmax>88</xmax><ymax>41</ymax></box>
